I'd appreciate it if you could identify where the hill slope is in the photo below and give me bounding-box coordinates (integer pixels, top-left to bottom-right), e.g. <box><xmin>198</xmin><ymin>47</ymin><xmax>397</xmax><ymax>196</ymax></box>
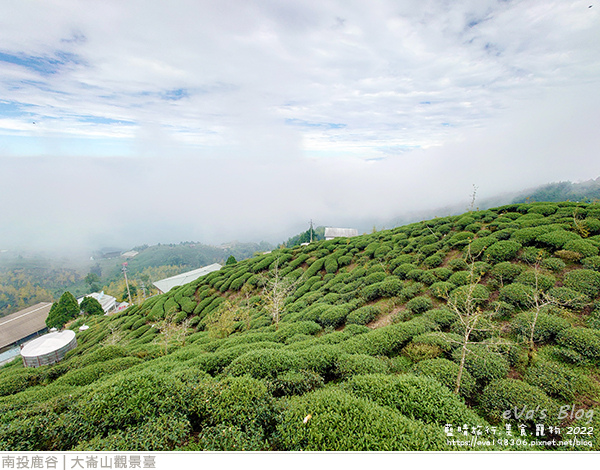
<box><xmin>1</xmin><ymin>201</ymin><xmax>600</xmax><ymax>451</ymax></box>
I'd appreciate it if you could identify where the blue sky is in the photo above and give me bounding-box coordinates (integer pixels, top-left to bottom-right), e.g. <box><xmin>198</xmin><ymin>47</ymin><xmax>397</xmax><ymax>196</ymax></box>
<box><xmin>1</xmin><ymin>0</ymin><xmax>599</xmax><ymax>252</ymax></box>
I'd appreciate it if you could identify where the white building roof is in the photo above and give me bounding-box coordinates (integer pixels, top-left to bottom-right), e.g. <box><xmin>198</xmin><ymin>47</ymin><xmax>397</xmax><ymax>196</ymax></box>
<box><xmin>21</xmin><ymin>330</ymin><xmax>76</xmax><ymax>358</ymax></box>
<box><xmin>78</xmin><ymin>292</ymin><xmax>117</xmax><ymax>314</ymax></box>
<box><xmin>324</xmin><ymin>227</ymin><xmax>359</xmax><ymax>239</ymax></box>
<box><xmin>153</xmin><ymin>263</ymin><xmax>222</xmax><ymax>293</ymax></box>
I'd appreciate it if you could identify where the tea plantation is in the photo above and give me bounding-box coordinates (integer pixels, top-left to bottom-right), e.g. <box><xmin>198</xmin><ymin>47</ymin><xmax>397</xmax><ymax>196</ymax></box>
<box><xmin>1</xmin><ymin>201</ymin><xmax>599</xmax><ymax>451</ymax></box>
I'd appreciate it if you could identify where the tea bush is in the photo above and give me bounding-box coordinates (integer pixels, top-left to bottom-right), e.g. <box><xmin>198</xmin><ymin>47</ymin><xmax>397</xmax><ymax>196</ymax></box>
<box><xmin>536</xmin><ymin>230</ymin><xmax>581</xmax><ymax>250</ymax></box>
<box><xmin>510</xmin><ymin>312</ymin><xmax>570</xmax><ymax>344</ymax></box>
<box><xmin>271</xmin><ymin>369</ymin><xmax>324</xmax><ymax>397</ymax></box>
<box><xmin>563</xmin><ymin>269</ymin><xmax>600</xmax><ymax>298</ymax></box>
<box><xmin>336</xmin><ymin>354</ymin><xmax>389</xmax><ymax>378</ymax></box>
<box><xmin>563</xmin><ymin>240</ymin><xmax>598</xmax><ymax>258</ymax></box>
<box><xmin>412</xmin><ymin>358</ymin><xmax>476</xmax><ymax>398</ymax></box>
<box><xmin>274</xmin><ymin>388</ymin><xmax>449</xmax><ymax>451</ymax></box>
<box><xmin>556</xmin><ymin>327</ymin><xmax>600</xmax><ymax>360</ymax></box>
<box><xmin>547</xmin><ymin>287</ymin><xmax>589</xmax><ymax>309</ymax></box>
<box><xmin>498</xmin><ymin>283</ymin><xmax>535</xmax><ymax>309</ymax></box>
<box><xmin>344</xmin><ymin>374</ymin><xmax>485</xmax><ymax>427</ymax></box>
<box><xmin>480</xmin><ymin>379</ymin><xmax>559</xmax><ymax>429</ymax></box>
<box><xmin>406</xmin><ymin>296</ymin><xmax>433</xmax><ymax>314</ymax></box>
<box><xmin>451</xmin><ymin>345</ymin><xmax>510</xmax><ymax>386</ymax></box>
<box><xmin>524</xmin><ymin>361</ymin><xmax>578</xmax><ymax>402</ymax></box>
<box><xmin>515</xmin><ymin>270</ymin><xmax>556</xmax><ymax>292</ymax></box>
<box><xmin>429</xmin><ymin>282</ymin><xmax>455</xmax><ymax>299</ymax></box>
<box><xmin>484</xmin><ymin>241</ymin><xmax>522</xmax><ymax>263</ymax></box>
<box><xmin>346</xmin><ymin>305</ymin><xmax>380</xmax><ymax>325</ymax></box>
<box><xmin>422</xmin><ymin>308</ymin><xmax>459</xmax><ymax>329</ymax></box>
<box><xmin>341</xmin><ymin>318</ymin><xmax>435</xmax><ymax>356</ymax></box>
<box><xmin>582</xmin><ymin>256</ymin><xmax>600</xmax><ymax>271</ymax></box>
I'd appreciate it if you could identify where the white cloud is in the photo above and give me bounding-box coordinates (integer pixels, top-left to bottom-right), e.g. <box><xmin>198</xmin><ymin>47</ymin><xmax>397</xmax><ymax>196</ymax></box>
<box><xmin>0</xmin><ymin>0</ymin><xmax>599</xmax><ymax>251</ymax></box>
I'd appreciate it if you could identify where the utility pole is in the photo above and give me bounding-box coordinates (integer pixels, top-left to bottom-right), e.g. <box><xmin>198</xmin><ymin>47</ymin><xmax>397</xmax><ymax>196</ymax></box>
<box><xmin>309</xmin><ymin>219</ymin><xmax>314</xmax><ymax>243</ymax></box>
<box><xmin>122</xmin><ymin>262</ymin><xmax>133</xmax><ymax>304</ymax></box>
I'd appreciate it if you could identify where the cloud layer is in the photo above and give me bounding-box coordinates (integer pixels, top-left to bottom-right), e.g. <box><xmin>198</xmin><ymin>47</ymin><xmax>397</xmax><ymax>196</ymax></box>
<box><xmin>1</xmin><ymin>1</ymin><xmax>599</xmax><ymax>252</ymax></box>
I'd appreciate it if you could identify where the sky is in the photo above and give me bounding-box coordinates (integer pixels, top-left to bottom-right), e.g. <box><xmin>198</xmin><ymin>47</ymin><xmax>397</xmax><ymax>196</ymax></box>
<box><xmin>1</xmin><ymin>0</ymin><xmax>599</xmax><ymax>254</ymax></box>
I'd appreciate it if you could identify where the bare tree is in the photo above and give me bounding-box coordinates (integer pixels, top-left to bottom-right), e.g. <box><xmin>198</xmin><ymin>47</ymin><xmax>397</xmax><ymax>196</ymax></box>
<box><xmin>444</xmin><ymin>246</ymin><xmax>499</xmax><ymax>395</ymax></box>
<box><xmin>153</xmin><ymin>311</ymin><xmax>192</xmax><ymax>355</ymax></box>
<box><xmin>260</xmin><ymin>258</ymin><xmax>302</xmax><ymax>330</ymax></box>
<box><xmin>206</xmin><ymin>299</ymin><xmax>250</xmax><ymax>339</ymax></box>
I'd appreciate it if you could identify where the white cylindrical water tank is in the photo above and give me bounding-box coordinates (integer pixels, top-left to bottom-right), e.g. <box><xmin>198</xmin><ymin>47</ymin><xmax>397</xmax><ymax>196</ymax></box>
<box><xmin>21</xmin><ymin>330</ymin><xmax>77</xmax><ymax>368</ymax></box>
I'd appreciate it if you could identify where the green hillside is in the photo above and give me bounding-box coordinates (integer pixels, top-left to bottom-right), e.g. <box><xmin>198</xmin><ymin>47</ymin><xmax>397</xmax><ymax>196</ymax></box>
<box><xmin>2</xmin><ymin>201</ymin><xmax>600</xmax><ymax>451</ymax></box>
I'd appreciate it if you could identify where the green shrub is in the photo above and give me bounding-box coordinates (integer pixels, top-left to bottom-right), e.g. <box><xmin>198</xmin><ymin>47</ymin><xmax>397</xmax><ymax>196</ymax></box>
<box><xmin>563</xmin><ymin>240</ymin><xmax>599</xmax><ymax>258</ymax></box>
<box><xmin>344</xmin><ymin>374</ymin><xmax>484</xmax><ymax>426</ymax></box>
<box><xmin>73</xmin><ymin>413</ymin><xmax>192</xmax><ymax>451</ymax></box>
<box><xmin>541</xmin><ymin>257</ymin><xmax>566</xmax><ymax>272</ymax></box>
<box><xmin>406</xmin><ymin>296</ymin><xmax>433</xmax><ymax>314</ymax></box>
<box><xmin>413</xmin><ymin>358</ymin><xmax>476</xmax><ymax>398</ymax></box>
<box><xmin>432</xmin><ymin>267</ymin><xmax>452</xmax><ymax>281</ymax></box>
<box><xmin>556</xmin><ymin>327</ymin><xmax>600</xmax><ymax>360</ymax></box>
<box><xmin>55</xmin><ymin>357</ymin><xmax>143</xmax><ymax>387</ymax></box>
<box><xmin>422</xmin><ymin>308</ymin><xmax>459</xmax><ymax>329</ymax></box>
<box><xmin>448</xmin><ymin>284</ymin><xmax>489</xmax><ymax>310</ymax></box>
<box><xmin>318</xmin><ymin>305</ymin><xmax>350</xmax><ymax>328</ymax></box>
<box><xmin>524</xmin><ymin>361</ymin><xmax>578</xmax><ymax>402</ymax></box>
<box><xmin>341</xmin><ymin>318</ymin><xmax>435</xmax><ymax>356</ymax></box>
<box><xmin>75</xmin><ymin>345</ymin><xmax>129</xmax><ymax>368</ymax></box>
<box><xmin>424</xmin><ymin>254</ymin><xmax>443</xmax><ymax>268</ymax></box>
<box><xmin>346</xmin><ymin>305</ymin><xmax>380</xmax><ymax>325</ymax></box>
<box><xmin>468</xmin><ymin>236</ymin><xmax>498</xmax><ymax>257</ymax></box>
<box><xmin>547</xmin><ymin>287</ymin><xmax>589</xmax><ymax>309</ymax></box>
<box><xmin>429</xmin><ymin>282</ymin><xmax>455</xmax><ymax>299</ymax></box>
<box><xmin>378</xmin><ymin>278</ymin><xmax>403</xmax><ymax>297</ymax></box>
<box><xmin>411</xmin><ymin>331</ymin><xmax>462</xmax><ymax>354</ymax></box>
<box><xmin>274</xmin><ymin>388</ymin><xmax>449</xmax><ymax>451</ymax></box>
<box><xmin>336</xmin><ymin>354</ymin><xmax>389</xmax><ymax>378</ymax></box>
<box><xmin>224</xmin><ymin>349</ymin><xmax>302</xmax><ymax>379</ymax></box>
<box><xmin>392</xmin><ymin>263</ymin><xmax>416</xmax><ymax>279</ymax></box>
<box><xmin>450</xmin><ymin>316</ymin><xmax>494</xmax><ymax>342</ymax></box>
<box><xmin>484</xmin><ymin>241</ymin><xmax>522</xmax><ymax>263</ymax></box>
<box><xmin>515</xmin><ymin>270</ymin><xmax>556</xmax><ymax>292</ymax></box>
<box><xmin>202</xmin><ymin>375</ymin><xmax>275</xmax><ymax>431</ymax></box>
<box><xmin>519</xmin><ymin>246</ymin><xmax>549</xmax><ymax>264</ymax></box>
<box><xmin>491</xmin><ymin>262</ymin><xmax>525</xmax><ymax>284</ymax></box>
<box><xmin>582</xmin><ymin>256</ymin><xmax>600</xmax><ymax>271</ymax></box>
<box><xmin>563</xmin><ymin>269</ymin><xmax>600</xmax><ymax>298</ymax></box>
<box><xmin>510</xmin><ymin>312</ymin><xmax>570</xmax><ymax>344</ymax></box>
<box><xmin>499</xmin><ymin>283</ymin><xmax>535</xmax><ymax>309</ymax></box>
<box><xmin>480</xmin><ymin>379</ymin><xmax>559</xmax><ymax>429</ymax></box>
<box><xmin>448</xmin><ymin>270</ymin><xmax>474</xmax><ymax>286</ymax></box>
<box><xmin>511</xmin><ymin>226</ymin><xmax>551</xmax><ymax>245</ymax></box>
<box><xmin>555</xmin><ymin>249</ymin><xmax>584</xmax><ymax>262</ymax></box>
<box><xmin>271</xmin><ymin>370</ymin><xmax>324</xmax><ymax>397</ymax></box>
<box><xmin>401</xmin><ymin>343</ymin><xmax>442</xmax><ymax>362</ymax></box>
<box><xmin>324</xmin><ymin>257</ymin><xmax>338</xmax><ymax>274</ymax></box>
<box><xmin>363</xmin><ymin>272</ymin><xmax>386</xmax><ymax>285</ymax></box>
<box><xmin>274</xmin><ymin>321</ymin><xmax>322</xmax><ymax>342</ymax></box>
<box><xmin>0</xmin><ymin>369</ymin><xmax>44</xmax><ymax>397</ymax></box>
<box><xmin>451</xmin><ymin>345</ymin><xmax>510</xmax><ymax>386</ymax></box>
<box><xmin>447</xmin><ymin>258</ymin><xmax>468</xmax><ymax>271</ymax></box>
<box><xmin>399</xmin><ymin>282</ymin><xmax>424</xmax><ymax>301</ymax></box>
<box><xmin>536</xmin><ymin>230</ymin><xmax>581</xmax><ymax>250</ymax></box>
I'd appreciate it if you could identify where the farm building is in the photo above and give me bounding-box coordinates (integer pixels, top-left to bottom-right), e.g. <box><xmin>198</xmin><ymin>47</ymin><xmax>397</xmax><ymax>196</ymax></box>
<box><xmin>153</xmin><ymin>263</ymin><xmax>222</xmax><ymax>294</ymax></box>
<box><xmin>78</xmin><ymin>292</ymin><xmax>118</xmax><ymax>314</ymax></box>
<box><xmin>20</xmin><ymin>330</ymin><xmax>77</xmax><ymax>368</ymax></box>
<box><xmin>0</xmin><ymin>302</ymin><xmax>51</xmax><ymax>353</ymax></box>
<box><xmin>324</xmin><ymin>227</ymin><xmax>359</xmax><ymax>240</ymax></box>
